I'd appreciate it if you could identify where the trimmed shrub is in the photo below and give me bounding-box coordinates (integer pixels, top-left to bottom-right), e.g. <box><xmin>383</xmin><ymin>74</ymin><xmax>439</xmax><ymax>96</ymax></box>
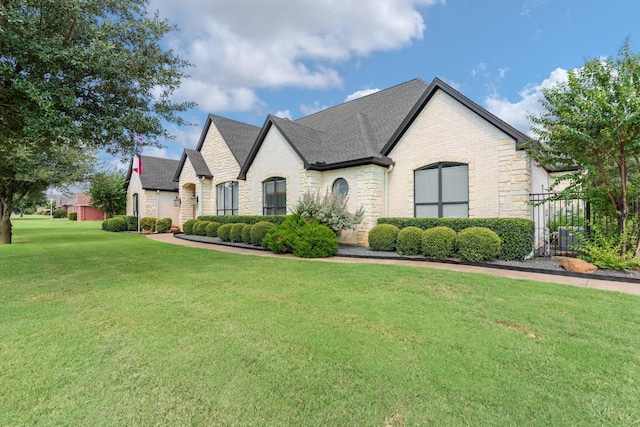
<box><xmin>114</xmin><ymin>215</ymin><xmax>138</xmax><ymax>231</ymax></box>
<box><xmin>205</xmin><ymin>221</ymin><xmax>222</xmax><ymax>237</ymax></box>
<box><xmin>395</xmin><ymin>226</ymin><xmax>423</xmax><ymax>255</ymax></box>
<box><xmin>250</xmin><ymin>221</ymin><xmax>276</xmax><ymax>246</ymax></box>
<box><xmin>230</xmin><ymin>223</ymin><xmax>245</xmax><ymax>242</ymax></box>
<box><xmin>262</xmin><ymin>215</ymin><xmax>338</xmax><ymax>258</ymax></box>
<box><xmin>368</xmin><ymin>224</ymin><xmax>400</xmax><ymax>251</ymax></box>
<box><xmin>156</xmin><ymin>218</ymin><xmax>172</xmax><ymax>233</ymax></box>
<box><xmin>68</xmin><ymin>212</ymin><xmax>77</xmax><ymax>221</ymax></box>
<box><xmin>291</xmin><ymin>222</ymin><xmax>338</xmax><ymax>258</ymax></box>
<box><xmin>182</xmin><ymin>219</ymin><xmax>198</xmax><ymax>235</ymax></box>
<box><xmin>241</xmin><ymin>224</ymin><xmax>253</xmax><ymax>244</ymax></box>
<box><xmin>457</xmin><ymin>227</ymin><xmax>502</xmax><ymax>262</ymax></box>
<box><xmin>53</xmin><ymin>208</ymin><xmax>67</xmax><ymax>218</ymax></box>
<box><xmin>197</xmin><ymin>215</ymin><xmax>288</xmax><ymax>226</ymax></box>
<box><xmin>217</xmin><ymin>223</ymin><xmax>234</xmax><ymax>241</ymax></box>
<box><xmin>377</xmin><ymin>217</ymin><xmax>533</xmax><ymax>261</ymax></box>
<box><xmin>140</xmin><ymin>217</ymin><xmax>156</xmax><ymax>232</ymax></box>
<box><xmin>293</xmin><ymin>191</ymin><xmax>364</xmax><ymax>235</ymax></box>
<box><xmin>193</xmin><ymin>220</ymin><xmax>210</xmax><ymax>236</ymax></box>
<box><xmin>422</xmin><ymin>226</ymin><xmax>457</xmax><ymax>259</ymax></box>
<box><xmin>103</xmin><ymin>217</ymin><xmax>127</xmax><ymax>232</ymax></box>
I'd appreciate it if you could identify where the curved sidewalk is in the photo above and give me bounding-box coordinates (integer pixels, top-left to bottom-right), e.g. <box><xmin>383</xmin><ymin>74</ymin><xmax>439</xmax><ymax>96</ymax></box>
<box><xmin>146</xmin><ymin>233</ymin><xmax>640</xmax><ymax>296</ymax></box>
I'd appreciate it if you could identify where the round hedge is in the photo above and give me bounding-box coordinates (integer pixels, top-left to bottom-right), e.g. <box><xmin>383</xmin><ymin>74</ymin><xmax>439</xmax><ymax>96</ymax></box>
<box><xmin>182</xmin><ymin>219</ymin><xmax>198</xmax><ymax>235</ymax></box>
<box><xmin>230</xmin><ymin>223</ymin><xmax>245</xmax><ymax>242</ymax></box>
<box><xmin>155</xmin><ymin>217</ymin><xmax>172</xmax><ymax>233</ymax></box>
<box><xmin>250</xmin><ymin>221</ymin><xmax>275</xmax><ymax>246</ymax></box>
<box><xmin>217</xmin><ymin>223</ymin><xmax>234</xmax><ymax>241</ymax></box>
<box><xmin>457</xmin><ymin>227</ymin><xmax>502</xmax><ymax>262</ymax></box>
<box><xmin>104</xmin><ymin>217</ymin><xmax>127</xmax><ymax>232</ymax></box>
<box><xmin>241</xmin><ymin>224</ymin><xmax>253</xmax><ymax>244</ymax></box>
<box><xmin>193</xmin><ymin>220</ymin><xmax>211</xmax><ymax>236</ymax></box>
<box><xmin>205</xmin><ymin>221</ymin><xmax>222</xmax><ymax>237</ymax></box>
<box><xmin>395</xmin><ymin>226</ymin><xmax>423</xmax><ymax>255</ymax></box>
<box><xmin>422</xmin><ymin>226</ymin><xmax>457</xmax><ymax>259</ymax></box>
<box><xmin>291</xmin><ymin>222</ymin><xmax>338</xmax><ymax>258</ymax></box>
<box><xmin>368</xmin><ymin>224</ymin><xmax>400</xmax><ymax>251</ymax></box>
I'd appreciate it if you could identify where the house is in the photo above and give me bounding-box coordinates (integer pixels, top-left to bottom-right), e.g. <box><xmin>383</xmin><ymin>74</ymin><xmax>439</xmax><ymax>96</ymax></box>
<box><xmin>55</xmin><ymin>192</ymin><xmax>105</xmax><ymax>220</ymax></box>
<box><xmin>130</xmin><ymin>77</ymin><xmax>552</xmax><ymax>245</ymax></box>
<box><xmin>125</xmin><ymin>155</ymin><xmax>181</xmax><ymax>226</ymax></box>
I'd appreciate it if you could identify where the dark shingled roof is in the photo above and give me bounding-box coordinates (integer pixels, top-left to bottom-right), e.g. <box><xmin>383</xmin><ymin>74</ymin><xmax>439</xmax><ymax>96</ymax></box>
<box><xmin>173</xmin><ymin>149</ymin><xmax>213</xmax><ymax>182</ymax></box>
<box><xmin>125</xmin><ymin>155</ymin><xmax>180</xmax><ymax>192</ymax></box>
<box><xmin>197</xmin><ymin>115</ymin><xmax>261</xmax><ymax>166</ymax></box>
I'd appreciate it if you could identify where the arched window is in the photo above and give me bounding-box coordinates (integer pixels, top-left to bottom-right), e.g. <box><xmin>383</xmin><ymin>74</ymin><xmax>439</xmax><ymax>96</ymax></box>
<box><xmin>132</xmin><ymin>193</ymin><xmax>139</xmax><ymax>217</ymax></box>
<box><xmin>216</xmin><ymin>181</ymin><xmax>238</xmax><ymax>215</ymax></box>
<box><xmin>263</xmin><ymin>177</ymin><xmax>286</xmax><ymax>215</ymax></box>
<box><xmin>332</xmin><ymin>178</ymin><xmax>349</xmax><ymax>196</ymax></box>
<box><xmin>414</xmin><ymin>162</ymin><xmax>468</xmax><ymax>218</ymax></box>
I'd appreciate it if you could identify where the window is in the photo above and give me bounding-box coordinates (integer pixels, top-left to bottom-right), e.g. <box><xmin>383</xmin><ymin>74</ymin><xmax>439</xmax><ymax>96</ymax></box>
<box><xmin>332</xmin><ymin>178</ymin><xmax>349</xmax><ymax>196</ymax></box>
<box><xmin>263</xmin><ymin>177</ymin><xmax>286</xmax><ymax>215</ymax></box>
<box><xmin>216</xmin><ymin>181</ymin><xmax>238</xmax><ymax>215</ymax></box>
<box><xmin>132</xmin><ymin>193</ymin><xmax>139</xmax><ymax>216</ymax></box>
<box><xmin>415</xmin><ymin>162</ymin><xmax>468</xmax><ymax>218</ymax></box>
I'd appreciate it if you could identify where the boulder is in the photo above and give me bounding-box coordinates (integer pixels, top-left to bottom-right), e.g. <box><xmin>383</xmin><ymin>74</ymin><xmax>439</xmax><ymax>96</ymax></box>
<box><xmin>560</xmin><ymin>258</ymin><xmax>598</xmax><ymax>274</ymax></box>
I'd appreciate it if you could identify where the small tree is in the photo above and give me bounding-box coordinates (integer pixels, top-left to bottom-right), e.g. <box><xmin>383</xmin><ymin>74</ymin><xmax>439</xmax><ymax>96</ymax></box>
<box><xmin>88</xmin><ymin>171</ymin><xmax>127</xmax><ymax>218</ymax></box>
<box><xmin>294</xmin><ymin>191</ymin><xmax>364</xmax><ymax>235</ymax></box>
<box><xmin>529</xmin><ymin>39</ymin><xmax>640</xmax><ymax>256</ymax></box>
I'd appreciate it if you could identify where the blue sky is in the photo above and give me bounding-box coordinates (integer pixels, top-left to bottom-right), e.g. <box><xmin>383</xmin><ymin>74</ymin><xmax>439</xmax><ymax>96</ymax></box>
<box><xmin>129</xmin><ymin>0</ymin><xmax>640</xmax><ymax>162</ymax></box>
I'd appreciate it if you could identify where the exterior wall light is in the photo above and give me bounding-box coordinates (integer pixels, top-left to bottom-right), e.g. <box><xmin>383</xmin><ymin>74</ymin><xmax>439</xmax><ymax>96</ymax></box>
<box><xmin>173</xmin><ymin>196</ymin><xmax>181</xmax><ymax>207</ymax></box>
<box><xmin>190</xmin><ymin>194</ymin><xmax>198</xmax><ymax>206</ymax></box>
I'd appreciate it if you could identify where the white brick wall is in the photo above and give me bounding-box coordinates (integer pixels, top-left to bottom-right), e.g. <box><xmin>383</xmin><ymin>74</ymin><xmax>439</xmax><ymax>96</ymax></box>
<box><xmin>386</xmin><ymin>89</ymin><xmax>542</xmax><ymax>220</ymax></box>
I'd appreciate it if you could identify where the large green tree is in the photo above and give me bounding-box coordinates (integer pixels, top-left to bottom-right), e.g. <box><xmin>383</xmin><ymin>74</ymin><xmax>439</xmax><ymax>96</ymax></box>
<box><xmin>0</xmin><ymin>0</ymin><xmax>194</xmax><ymax>243</ymax></box>
<box><xmin>88</xmin><ymin>170</ymin><xmax>126</xmax><ymax>218</ymax></box>
<box><xmin>0</xmin><ymin>141</ymin><xmax>95</xmax><ymax>242</ymax></box>
<box><xmin>529</xmin><ymin>39</ymin><xmax>640</xmax><ymax>255</ymax></box>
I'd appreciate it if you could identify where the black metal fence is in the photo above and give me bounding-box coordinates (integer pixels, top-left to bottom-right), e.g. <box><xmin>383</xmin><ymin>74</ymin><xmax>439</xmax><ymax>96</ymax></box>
<box><xmin>530</xmin><ymin>193</ymin><xmax>589</xmax><ymax>256</ymax></box>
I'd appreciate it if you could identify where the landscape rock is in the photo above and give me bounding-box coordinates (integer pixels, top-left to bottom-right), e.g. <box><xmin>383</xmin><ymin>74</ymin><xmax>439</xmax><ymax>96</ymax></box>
<box><xmin>560</xmin><ymin>258</ymin><xmax>598</xmax><ymax>274</ymax></box>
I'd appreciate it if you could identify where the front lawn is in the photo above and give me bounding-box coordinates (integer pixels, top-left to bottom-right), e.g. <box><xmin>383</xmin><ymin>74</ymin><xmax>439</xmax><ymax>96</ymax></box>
<box><xmin>1</xmin><ymin>217</ymin><xmax>639</xmax><ymax>426</ymax></box>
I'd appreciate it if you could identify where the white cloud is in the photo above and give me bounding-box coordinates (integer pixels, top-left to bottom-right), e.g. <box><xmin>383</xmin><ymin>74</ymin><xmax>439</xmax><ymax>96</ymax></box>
<box><xmin>498</xmin><ymin>67</ymin><xmax>510</xmax><ymax>79</ymax></box>
<box><xmin>344</xmin><ymin>88</ymin><xmax>380</xmax><ymax>102</ymax></box>
<box><xmin>300</xmin><ymin>101</ymin><xmax>329</xmax><ymax>116</ymax></box>
<box><xmin>484</xmin><ymin>68</ymin><xmax>568</xmax><ymax>136</ymax></box>
<box><xmin>149</xmin><ymin>0</ymin><xmax>444</xmax><ymax>113</ymax></box>
<box><xmin>471</xmin><ymin>62</ymin><xmax>487</xmax><ymax>77</ymax></box>
<box><xmin>274</xmin><ymin>109</ymin><xmax>292</xmax><ymax>120</ymax></box>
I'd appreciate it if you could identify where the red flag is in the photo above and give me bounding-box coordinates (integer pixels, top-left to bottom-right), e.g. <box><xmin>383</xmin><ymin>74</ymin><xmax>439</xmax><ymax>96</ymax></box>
<box><xmin>133</xmin><ymin>155</ymin><xmax>142</xmax><ymax>175</ymax></box>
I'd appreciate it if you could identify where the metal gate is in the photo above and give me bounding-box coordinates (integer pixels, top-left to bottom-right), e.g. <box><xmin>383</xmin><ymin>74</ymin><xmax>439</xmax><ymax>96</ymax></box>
<box><xmin>530</xmin><ymin>193</ymin><xmax>589</xmax><ymax>256</ymax></box>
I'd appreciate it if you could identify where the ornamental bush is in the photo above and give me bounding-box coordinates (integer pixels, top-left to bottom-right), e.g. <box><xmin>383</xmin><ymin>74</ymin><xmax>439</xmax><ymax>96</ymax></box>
<box><xmin>155</xmin><ymin>217</ymin><xmax>172</xmax><ymax>233</ymax></box>
<box><xmin>53</xmin><ymin>208</ymin><xmax>67</xmax><ymax>218</ymax></box>
<box><xmin>103</xmin><ymin>217</ymin><xmax>127</xmax><ymax>232</ymax></box>
<box><xmin>291</xmin><ymin>222</ymin><xmax>338</xmax><ymax>258</ymax></box>
<box><xmin>377</xmin><ymin>217</ymin><xmax>533</xmax><ymax>261</ymax></box>
<box><xmin>368</xmin><ymin>224</ymin><xmax>400</xmax><ymax>251</ymax></box>
<box><xmin>217</xmin><ymin>223</ymin><xmax>234</xmax><ymax>241</ymax></box>
<box><xmin>68</xmin><ymin>212</ymin><xmax>77</xmax><ymax>221</ymax></box>
<box><xmin>241</xmin><ymin>224</ymin><xmax>253</xmax><ymax>244</ymax></box>
<box><xmin>140</xmin><ymin>217</ymin><xmax>156</xmax><ymax>232</ymax></box>
<box><xmin>250</xmin><ymin>221</ymin><xmax>276</xmax><ymax>246</ymax></box>
<box><xmin>263</xmin><ymin>215</ymin><xmax>338</xmax><ymax>257</ymax></box>
<box><xmin>114</xmin><ymin>215</ymin><xmax>138</xmax><ymax>231</ymax></box>
<box><xmin>457</xmin><ymin>227</ymin><xmax>502</xmax><ymax>262</ymax></box>
<box><xmin>422</xmin><ymin>226</ymin><xmax>457</xmax><ymax>259</ymax></box>
<box><xmin>230</xmin><ymin>223</ymin><xmax>245</xmax><ymax>242</ymax></box>
<box><xmin>205</xmin><ymin>221</ymin><xmax>222</xmax><ymax>237</ymax></box>
<box><xmin>182</xmin><ymin>219</ymin><xmax>198</xmax><ymax>235</ymax></box>
<box><xmin>396</xmin><ymin>226</ymin><xmax>423</xmax><ymax>255</ymax></box>
<box><xmin>294</xmin><ymin>191</ymin><xmax>364</xmax><ymax>235</ymax></box>
<box><xmin>194</xmin><ymin>220</ymin><xmax>211</xmax><ymax>236</ymax></box>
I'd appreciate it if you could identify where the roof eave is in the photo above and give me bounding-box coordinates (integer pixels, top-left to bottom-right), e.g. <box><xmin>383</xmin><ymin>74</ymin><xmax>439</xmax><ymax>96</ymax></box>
<box><xmin>307</xmin><ymin>156</ymin><xmax>395</xmax><ymax>171</ymax></box>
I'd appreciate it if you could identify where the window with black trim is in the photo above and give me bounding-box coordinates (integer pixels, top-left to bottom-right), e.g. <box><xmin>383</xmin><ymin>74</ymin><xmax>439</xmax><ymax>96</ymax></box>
<box><xmin>263</xmin><ymin>177</ymin><xmax>286</xmax><ymax>215</ymax></box>
<box><xmin>216</xmin><ymin>181</ymin><xmax>238</xmax><ymax>215</ymax></box>
<box><xmin>332</xmin><ymin>178</ymin><xmax>349</xmax><ymax>196</ymax></box>
<box><xmin>414</xmin><ymin>162</ymin><xmax>468</xmax><ymax>218</ymax></box>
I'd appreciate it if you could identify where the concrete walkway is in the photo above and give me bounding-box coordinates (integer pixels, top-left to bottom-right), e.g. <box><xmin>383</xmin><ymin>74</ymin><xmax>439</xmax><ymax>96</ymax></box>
<box><xmin>146</xmin><ymin>233</ymin><xmax>640</xmax><ymax>296</ymax></box>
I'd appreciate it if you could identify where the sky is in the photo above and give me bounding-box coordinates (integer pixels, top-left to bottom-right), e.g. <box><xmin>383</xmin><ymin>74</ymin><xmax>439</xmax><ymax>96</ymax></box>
<box><xmin>127</xmin><ymin>0</ymin><xmax>640</xmax><ymax>162</ymax></box>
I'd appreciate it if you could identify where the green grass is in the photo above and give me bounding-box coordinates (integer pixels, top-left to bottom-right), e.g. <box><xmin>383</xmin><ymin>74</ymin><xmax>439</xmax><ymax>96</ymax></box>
<box><xmin>1</xmin><ymin>217</ymin><xmax>639</xmax><ymax>426</ymax></box>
